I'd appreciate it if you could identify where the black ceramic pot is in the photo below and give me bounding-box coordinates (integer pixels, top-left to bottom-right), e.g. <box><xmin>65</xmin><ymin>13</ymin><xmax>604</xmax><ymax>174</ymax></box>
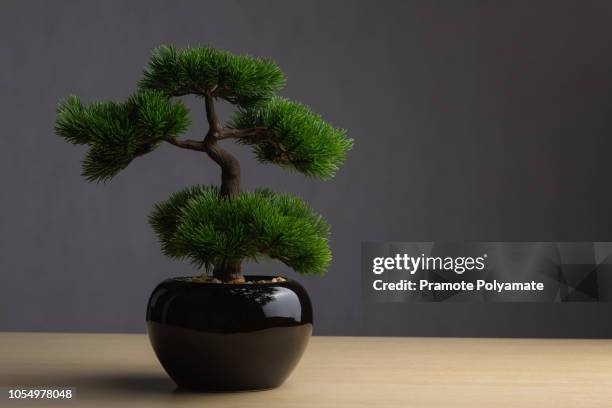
<box><xmin>146</xmin><ymin>276</ymin><xmax>313</xmax><ymax>391</ymax></box>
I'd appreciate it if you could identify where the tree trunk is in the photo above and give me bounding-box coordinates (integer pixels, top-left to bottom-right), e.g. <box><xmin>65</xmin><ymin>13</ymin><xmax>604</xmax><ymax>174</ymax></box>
<box><xmin>203</xmin><ymin>140</ymin><xmax>241</xmax><ymax>198</ymax></box>
<box><xmin>202</xmin><ymin>93</ymin><xmax>245</xmax><ymax>283</ymax></box>
<box><xmin>212</xmin><ymin>263</ymin><xmax>243</xmax><ymax>282</ymax></box>
<box><xmin>203</xmin><ymin>139</ymin><xmax>244</xmax><ymax>282</ymax></box>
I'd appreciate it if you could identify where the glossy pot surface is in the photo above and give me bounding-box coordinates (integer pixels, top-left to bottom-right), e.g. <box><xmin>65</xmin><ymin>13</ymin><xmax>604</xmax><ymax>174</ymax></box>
<box><xmin>146</xmin><ymin>276</ymin><xmax>313</xmax><ymax>391</ymax></box>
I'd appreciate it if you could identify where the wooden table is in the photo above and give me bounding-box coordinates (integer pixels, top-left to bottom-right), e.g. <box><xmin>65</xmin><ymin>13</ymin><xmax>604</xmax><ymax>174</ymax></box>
<box><xmin>1</xmin><ymin>332</ymin><xmax>611</xmax><ymax>407</ymax></box>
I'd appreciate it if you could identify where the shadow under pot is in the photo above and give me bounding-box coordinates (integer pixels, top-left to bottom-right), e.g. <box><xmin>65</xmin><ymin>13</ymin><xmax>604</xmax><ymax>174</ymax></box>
<box><xmin>146</xmin><ymin>276</ymin><xmax>313</xmax><ymax>391</ymax></box>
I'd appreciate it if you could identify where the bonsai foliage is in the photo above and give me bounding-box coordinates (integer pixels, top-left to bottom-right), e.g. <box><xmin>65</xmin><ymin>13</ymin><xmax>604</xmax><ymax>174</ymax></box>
<box><xmin>140</xmin><ymin>45</ymin><xmax>285</xmax><ymax>107</ymax></box>
<box><xmin>149</xmin><ymin>186</ymin><xmax>330</xmax><ymax>274</ymax></box>
<box><xmin>230</xmin><ymin>97</ymin><xmax>351</xmax><ymax>179</ymax></box>
<box><xmin>55</xmin><ymin>90</ymin><xmax>190</xmax><ymax>181</ymax></box>
<box><xmin>55</xmin><ymin>45</ymin><xmax>352</xmax><ymax>282</ymax></box>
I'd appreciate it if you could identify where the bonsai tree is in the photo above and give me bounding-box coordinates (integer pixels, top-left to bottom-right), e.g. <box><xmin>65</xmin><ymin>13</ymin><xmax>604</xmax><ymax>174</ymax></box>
<box><xmin>55</xmin><ymin>45</ymin><xmax>352</xmax><ymax>283</ymax></box>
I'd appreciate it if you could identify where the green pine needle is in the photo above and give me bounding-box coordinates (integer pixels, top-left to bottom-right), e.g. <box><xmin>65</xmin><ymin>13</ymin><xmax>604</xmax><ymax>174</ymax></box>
<box><xmin>139</xmin><ymin>45</ymin><xmax>286</xmax><ymax>107</ymax></box>
<box><xmin>230</xmin><ymin>97</ymin><xmax>354</xmax><ymax>179</ymax></box>
<box><xmin>55</xmin><ymin>89</ymin><xmax>190</xmax><ymax>182</ymax></box>
<box><xmin>149</xmin><ymin>186</ymin><xmax>332</xmax><ymax>274</ymax></box>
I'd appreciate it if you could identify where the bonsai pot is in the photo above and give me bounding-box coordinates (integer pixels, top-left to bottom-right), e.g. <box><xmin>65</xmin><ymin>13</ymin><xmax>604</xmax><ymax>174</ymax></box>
<box><xmin>146</xmin><ymin>276</ymin><xmax>313</xmax><ymax>391</ymax></box>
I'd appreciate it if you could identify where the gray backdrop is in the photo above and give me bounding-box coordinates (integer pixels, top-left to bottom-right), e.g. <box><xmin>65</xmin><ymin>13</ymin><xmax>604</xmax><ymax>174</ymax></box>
<box><xmin>3</xmin><ymin>0</ymin><xmax>612</xmax><ymax>337</ymax></box>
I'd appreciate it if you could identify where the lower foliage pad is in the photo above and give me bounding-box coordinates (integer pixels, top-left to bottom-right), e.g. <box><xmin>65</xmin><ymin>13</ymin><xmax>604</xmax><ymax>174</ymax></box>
<box><xmin>149</xmin><ymin>186</ymin><xmax>331</xmax><ymax>274</ymax></box>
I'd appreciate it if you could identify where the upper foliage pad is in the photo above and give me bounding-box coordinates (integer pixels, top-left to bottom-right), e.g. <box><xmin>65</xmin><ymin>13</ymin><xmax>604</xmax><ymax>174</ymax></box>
<box><xmin>55</xmin><ymin>90</ymin><xmax>190</xmax><ymax>182</ymax></box>
<box><xmin>230</xmin><ymin>97</ymin><xmax>354</xmax><ymax>179</ymax></box>
<box><xmin>149</xmin><ymin>186</ymin><xmax>331</xmax><ymax>275</ymax></box>
<box><xmin>140</xmin><ymin>45</ymin><xmax>286</xmax><ymax>107</ymax></box>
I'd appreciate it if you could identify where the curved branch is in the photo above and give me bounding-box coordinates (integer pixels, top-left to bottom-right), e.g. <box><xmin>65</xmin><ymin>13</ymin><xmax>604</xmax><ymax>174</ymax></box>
<box><xmin>217</xmin><ymin>127</ymin><xmax>267</xmax><ymax>140</ymax></box>
<box><xmin>202</xmin><ymin>94</ymin><xmax>241</xmax><ymax>198</ymax></box>
<box><xmin>204</xmin><ymin>92</ymin><xmax>221</xmax><ymax>132</ymax></box>
<box><xmin>203</xmin><ymin>140</ymin><xmax>241</xmax><ymax>197</ymax></box>
<box><xmin>165</xmin><ymin>138</ymin><xmax>205</xmax><ymax>151</ymax></box>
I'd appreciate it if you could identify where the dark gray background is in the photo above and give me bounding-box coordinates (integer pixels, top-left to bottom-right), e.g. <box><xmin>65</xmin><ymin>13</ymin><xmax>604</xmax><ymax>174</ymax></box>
<box><xmin>3</xmin><ymin>0</ymin><xmax>612</xmax><ymax>337</ymax></box>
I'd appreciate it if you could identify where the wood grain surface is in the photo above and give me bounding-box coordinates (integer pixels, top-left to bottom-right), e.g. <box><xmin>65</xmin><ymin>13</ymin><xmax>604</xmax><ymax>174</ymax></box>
<box><xmin>0</xmin><ymin>332</ymin><xmax>611</xmax><ymax>407</ymax></box>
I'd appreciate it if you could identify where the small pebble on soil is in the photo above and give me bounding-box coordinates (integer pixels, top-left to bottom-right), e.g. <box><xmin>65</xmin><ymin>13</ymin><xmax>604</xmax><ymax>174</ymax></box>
<box><xmin>187</xmin><ymin>276</ymin><xmax>286</xmax><ymax>284</ymax></box>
